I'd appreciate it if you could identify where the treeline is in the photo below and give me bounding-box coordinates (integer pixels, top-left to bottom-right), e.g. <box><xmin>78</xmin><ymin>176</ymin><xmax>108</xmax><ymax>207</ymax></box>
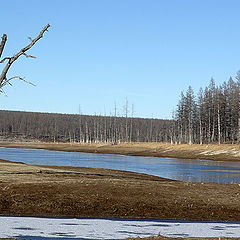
<box><xmin>0</xmin><ymin>110</ymin><xmax>171</xmax><ymax>143</ymax></box>
<box><xmin>173</xmin><ymin>71</ymin><xmax>240</xmax><ymax>144</ymax></box>
<box><xmin>3</xmin><ymin>73</ymin><xmax>240</xmax><ymax>145</ymax></box>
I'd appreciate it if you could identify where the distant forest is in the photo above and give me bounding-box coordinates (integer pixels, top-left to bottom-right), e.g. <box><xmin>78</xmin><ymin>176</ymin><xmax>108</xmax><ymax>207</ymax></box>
<box><xmin>172</xmin><ymin>71</ymin><xmax>240</xmax><ymax>144</ymax></box>
<box><xmin>2</xmin><ymin>72</ymin><xmax>240</xmax><ymax>145</ymax></box>
<box><xmin>0</xmin><ymin>110</ymin><xmax>171</xmax><ymax>143</ymax></box>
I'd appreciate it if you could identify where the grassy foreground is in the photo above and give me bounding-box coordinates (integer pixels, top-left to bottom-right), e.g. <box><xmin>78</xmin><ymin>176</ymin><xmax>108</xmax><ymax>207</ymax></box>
<box><xmin>0</xmin><ymin>157</ymin><xmax>240</xmax><ymax>221</ymax></box>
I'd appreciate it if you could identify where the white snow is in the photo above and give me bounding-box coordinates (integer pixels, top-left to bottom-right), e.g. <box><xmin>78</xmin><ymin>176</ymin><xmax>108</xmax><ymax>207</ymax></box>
<box><xmin>0</xmin><ymin>216</ymin><xmax>240</xmax><ymax>239</ymax></box>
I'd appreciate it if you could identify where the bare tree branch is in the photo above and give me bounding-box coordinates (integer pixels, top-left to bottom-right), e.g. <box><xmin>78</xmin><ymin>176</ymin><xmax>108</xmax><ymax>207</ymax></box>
<box><xmin>0</xmin><ymin>34</ymin><xmax>7</xmax><ymax>58</ymax></box>
<box><xmin>0</xmin><ymin>76</ymin><xmax>36</xmax><ymax>88</ymax></box>
<box><xmin>28</xmin><ymin>36</ymin><xmax>33</xmax><ymax>42</ymax></box>
<box><xmin>0</xmin><ymin>57</ymin><xmax>11</xmax><ymax>63</ymax></box>
<box><xmin>0</xmin><ymin>24</ymin><xmax>50</xmax><ymax>92</ymax></box>
<box><xmin>22</xmin><ymin>52</ymin><xmax>36</xmax><ymax>59</ymax></box>
<box><xmin>0</xmin><ymin>88</ymin><xmax>7</xmax><ymax>96</ymax></box>
<box><xmin>0</xmin><ymin>75</ymin><xmax>36</xmax><ymax>98</ymax></box>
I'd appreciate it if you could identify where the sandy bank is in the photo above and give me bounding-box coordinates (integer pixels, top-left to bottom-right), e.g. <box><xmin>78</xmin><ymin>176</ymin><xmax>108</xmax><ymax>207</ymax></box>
<box><xmin>0</xmin><ymin>141</ymin><xmax>240</xmax><ymax>162</ymax></box>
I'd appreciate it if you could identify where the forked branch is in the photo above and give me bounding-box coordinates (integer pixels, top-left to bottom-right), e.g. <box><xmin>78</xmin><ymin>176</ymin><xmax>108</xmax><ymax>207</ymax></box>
<box><xmin>0</xmin><ymin>24</ymin><xmax>50</xmax><ymax>91</ymax></box>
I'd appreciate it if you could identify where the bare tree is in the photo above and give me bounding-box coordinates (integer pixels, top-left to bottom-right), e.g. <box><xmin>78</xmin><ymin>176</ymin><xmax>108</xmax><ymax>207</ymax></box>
<box><xmin>0</xmin><ymin>24</ymin><xmax>50</xmax><ymax>94</ymax></box>
<box><xmin>123</xmin><ymin>98</ymin><xmax>129</xmax><ymax>142</ymax></box>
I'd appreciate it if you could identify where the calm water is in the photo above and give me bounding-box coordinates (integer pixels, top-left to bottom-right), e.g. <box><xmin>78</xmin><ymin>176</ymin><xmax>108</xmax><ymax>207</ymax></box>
<box><xmin>1</xmin><ymin>147</ymin><xmax>240</xmax><ymax>183</ymax></box>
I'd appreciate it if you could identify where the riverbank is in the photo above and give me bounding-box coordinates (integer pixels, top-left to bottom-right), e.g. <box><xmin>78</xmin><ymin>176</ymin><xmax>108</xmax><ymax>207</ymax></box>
<box><xmin>0</xmin><ymin>141</ymin><xmax>240</xmax><ymax>162</ymax></box>
<box><xmin>0</xmin><ymin>159</ymin><xmax>240</xmax><ymax>221</ymax></box>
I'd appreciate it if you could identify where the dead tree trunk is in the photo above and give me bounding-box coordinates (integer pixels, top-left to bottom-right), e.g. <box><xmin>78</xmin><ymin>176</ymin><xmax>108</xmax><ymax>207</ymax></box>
<box><xmin>0</xmin><ymin>24</ymin><xmax>50</xmax><ymax>94</ymax></box>
<box><xmin>0</xmin><ymin>34</ymin><xmax>7</xmax><ymax>58</ymax></box>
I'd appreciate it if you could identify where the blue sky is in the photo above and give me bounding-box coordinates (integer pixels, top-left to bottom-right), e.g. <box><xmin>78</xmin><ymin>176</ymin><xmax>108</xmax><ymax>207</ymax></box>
<box><xmin>1</xmin><ymin>0</ymin><xmax>240</xmax><ymax>119</ymax></box>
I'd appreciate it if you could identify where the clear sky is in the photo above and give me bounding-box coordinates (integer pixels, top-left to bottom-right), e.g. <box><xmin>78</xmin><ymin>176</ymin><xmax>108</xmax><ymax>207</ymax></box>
<box><xmin>1</xmin><ymin>0</ymin><xmax>240</xmax><ymax>119</ymax></box>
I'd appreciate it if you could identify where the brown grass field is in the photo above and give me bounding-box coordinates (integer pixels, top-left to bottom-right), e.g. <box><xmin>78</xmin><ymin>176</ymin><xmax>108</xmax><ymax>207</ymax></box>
<box><xmin>0</xmin><ymin>142</ymin><xmax>240</xmax><ymax>240</ymax></box>
<box><xmin>1</xmin><ymin>157</ymin><xmax>240</xmax><ymax>221</ymax></box>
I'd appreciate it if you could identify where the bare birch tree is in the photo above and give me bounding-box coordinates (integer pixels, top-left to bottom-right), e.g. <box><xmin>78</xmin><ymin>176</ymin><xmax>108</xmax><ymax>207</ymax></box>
<box><xmin>123</xmin><ymin>98</ymin><xmax>129</xmax><ymax>142</ymax></box>
<box><xmin>0</xmin><ymin>24</ymin><xmax>50</xmax><ymax>94</ymax></box>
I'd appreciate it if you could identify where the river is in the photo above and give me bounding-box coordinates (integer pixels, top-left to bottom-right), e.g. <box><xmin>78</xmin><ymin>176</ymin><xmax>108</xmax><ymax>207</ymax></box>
<box><xmin>1</xmin><ymin>147</ymin><xmax>240</xmax><ymax>183</ymax></box>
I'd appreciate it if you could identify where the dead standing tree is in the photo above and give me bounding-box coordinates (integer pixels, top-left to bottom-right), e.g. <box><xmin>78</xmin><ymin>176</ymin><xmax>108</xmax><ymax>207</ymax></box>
<box><xmin>0</xmin><ymin>24</ymin><xmax>50</xmax><ymax>94</ymax></box>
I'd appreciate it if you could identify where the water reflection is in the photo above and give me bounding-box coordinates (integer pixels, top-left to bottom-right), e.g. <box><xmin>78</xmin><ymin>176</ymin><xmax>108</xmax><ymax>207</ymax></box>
<box><xmin>0</xmin><ymin>147</ymin><xmax>240</xmax><ymax>184</ymax></box>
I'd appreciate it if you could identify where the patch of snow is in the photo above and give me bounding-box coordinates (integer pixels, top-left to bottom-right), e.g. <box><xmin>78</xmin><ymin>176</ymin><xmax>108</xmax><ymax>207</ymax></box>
<box><xmin>0</xmin><ymin>216</ymin><xmax>240</xmax><ymax>239</ymax></box>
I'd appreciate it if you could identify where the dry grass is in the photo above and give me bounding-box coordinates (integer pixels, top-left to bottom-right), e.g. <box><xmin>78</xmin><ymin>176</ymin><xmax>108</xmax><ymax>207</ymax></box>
<box><xmin>0</xmin><ymin>159</ymin><xmax>240</xmax><ymax>221</ymax></box>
